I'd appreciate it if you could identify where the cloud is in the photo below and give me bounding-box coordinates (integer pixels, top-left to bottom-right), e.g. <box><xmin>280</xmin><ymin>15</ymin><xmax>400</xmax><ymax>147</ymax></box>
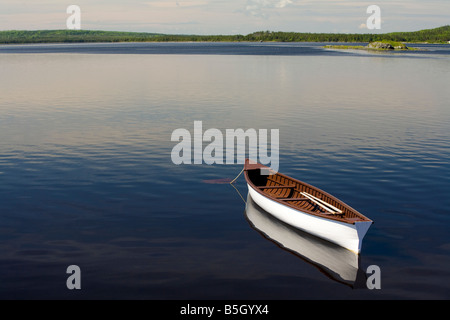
<box><xmin>245</xmin><ymin>0</ymin><xmax>293</xmax><ymax>18</ymax></box>
<box><xmin>144</xmin><ymin>1</ymin><xmax>208</xmax><ymax>8</ymax></box>
<box><xmin>358</xmin><ymin>23</ymin><xmax>367</xmax><ymax>29</ymax></box>
<box><xmin>274</xmin><ymin>0</ymin><xmax>292</xmax><ymax>8</ymax></box>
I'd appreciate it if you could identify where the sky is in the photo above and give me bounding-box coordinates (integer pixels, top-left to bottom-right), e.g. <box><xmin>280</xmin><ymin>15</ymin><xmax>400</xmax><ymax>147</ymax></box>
<box><xmin>0</xmin><ymin>0</ymin><xmax>449</xmax><ymax>35</ymax></box>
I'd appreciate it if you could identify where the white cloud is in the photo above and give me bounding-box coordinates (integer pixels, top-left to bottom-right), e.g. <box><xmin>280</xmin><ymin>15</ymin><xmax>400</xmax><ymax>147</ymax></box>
<box><xmin>245</xmin><ymin>0</ymin><xmax>293</xmax><ymax>18</ymax></box>
<box><xmin>144</xmin><ymin>1</ymin><xmax>208</xmax><ymax>8</ymax></box>
<box><xmin>275</xmin><ymin>0</ymin><xmax>293</xmax><ymax>8</ymax></box>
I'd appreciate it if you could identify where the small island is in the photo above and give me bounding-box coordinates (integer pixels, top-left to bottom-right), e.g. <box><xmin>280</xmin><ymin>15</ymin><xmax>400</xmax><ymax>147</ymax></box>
<box><xmin>324</xmin><ymin>40</ymin><xmax>418</xmax><ymax>51</ymax></box>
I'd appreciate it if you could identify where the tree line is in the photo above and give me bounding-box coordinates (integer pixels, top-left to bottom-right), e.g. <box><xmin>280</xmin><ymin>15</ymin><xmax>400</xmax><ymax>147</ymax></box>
<box><xmin>0</xmin><ymin>26</ymin><xmax>449</xmax><ymax>44</ymax></box>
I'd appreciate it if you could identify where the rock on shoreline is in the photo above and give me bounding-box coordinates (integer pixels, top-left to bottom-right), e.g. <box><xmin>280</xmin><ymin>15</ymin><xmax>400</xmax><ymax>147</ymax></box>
<box><xmin>367</xmin><ymin>41</ymin><xmax>408</xmax><ymax>50</ymax></box>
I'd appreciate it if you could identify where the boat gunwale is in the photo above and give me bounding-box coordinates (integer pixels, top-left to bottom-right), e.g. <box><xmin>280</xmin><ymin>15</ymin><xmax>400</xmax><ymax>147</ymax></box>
<box><xmin>244</xmin><ymin>160</ymin><xmax>372</xmax><ymax>225</ymax></box>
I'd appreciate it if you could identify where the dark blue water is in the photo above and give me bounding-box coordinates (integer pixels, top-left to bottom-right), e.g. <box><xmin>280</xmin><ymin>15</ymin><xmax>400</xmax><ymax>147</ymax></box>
<box><xmin>1</xmin><ymin>41</ymin><xmax>448</xmax><ymax>56</ymax></box>
<box><xmin>0</xmin><ymin>42</ymin><xmax>449</xmax><ymax>299</ymax></box>
<box><xmin>0</xmin><ymin>42</ymin><xmax>332</xmax><ymax>55</ymax></box>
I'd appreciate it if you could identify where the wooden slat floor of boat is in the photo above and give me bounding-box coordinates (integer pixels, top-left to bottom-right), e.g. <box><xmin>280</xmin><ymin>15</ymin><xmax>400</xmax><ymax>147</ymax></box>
<box><xmin>261</xmin><ymin>186</ymin><xmax>343</xmax><ymax>216</ymax></box>
<box><xmin>288</xmin><ymin>200</ymin><xmax>340</xmax><ymax>215</ymax></box>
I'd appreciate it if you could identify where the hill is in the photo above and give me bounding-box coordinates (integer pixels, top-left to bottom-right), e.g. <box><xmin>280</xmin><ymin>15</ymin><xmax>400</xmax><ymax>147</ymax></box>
<box><xmin>0</xmin><ymin>30</ymin><xmax>162</xmax><ymax>44</ymax></box>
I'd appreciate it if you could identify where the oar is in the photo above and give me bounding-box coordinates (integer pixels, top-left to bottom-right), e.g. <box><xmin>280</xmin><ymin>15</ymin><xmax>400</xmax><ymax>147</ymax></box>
<box><xmin>300</xmin><ymin>192</ymin><xmax>338</xmax><ymax>214</ymax></box>
<box><xmin>305</xmin><ymin>192</ymin><xmax>342</xmax><ymax>213</ymax></box>
<box><xmin>302</xmin><ymin>192</ymin><xmax>343</xmax><ymax>213</ymax></box>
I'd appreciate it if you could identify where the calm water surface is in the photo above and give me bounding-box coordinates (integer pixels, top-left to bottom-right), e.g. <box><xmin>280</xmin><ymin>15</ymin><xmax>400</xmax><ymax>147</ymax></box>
<box><xmin>0</xmin><ymin>42</ymin><xmax>449</xmax><ymax>299</ymax></box>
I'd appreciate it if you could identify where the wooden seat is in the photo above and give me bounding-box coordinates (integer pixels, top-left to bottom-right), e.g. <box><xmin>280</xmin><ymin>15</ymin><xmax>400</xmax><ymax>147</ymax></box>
<box><xmin>278</xmin><ymin>197</ymin><xmax>308</xmax><ymax>201</ymax></box>
<box><xmin>257</xmin><ymin>185</ymin><xmax>296</xmax><ymax>189</ymax></box>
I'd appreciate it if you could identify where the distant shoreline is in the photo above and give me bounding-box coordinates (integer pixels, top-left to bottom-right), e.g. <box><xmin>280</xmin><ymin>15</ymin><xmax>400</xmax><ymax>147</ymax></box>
<box><xmin>0</xmin><ymin>26</ymin><xmax>449</xmax><ymax>45</ymax></box>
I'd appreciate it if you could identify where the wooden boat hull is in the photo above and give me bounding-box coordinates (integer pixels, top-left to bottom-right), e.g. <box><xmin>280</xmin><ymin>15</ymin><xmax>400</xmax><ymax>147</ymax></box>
<box><xmin>244</xmin><ymin>160</ymin><xmax>373</xmax><ymax>254</ymax></box>
<box><xmin>247</xmin><ymin>186</ymin><xmax>370</xmax><ymax>253</ymax></box>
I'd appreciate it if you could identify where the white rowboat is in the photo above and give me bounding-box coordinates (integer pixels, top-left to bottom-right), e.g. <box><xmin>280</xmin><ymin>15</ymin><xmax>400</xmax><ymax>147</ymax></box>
<box><xmin>244</xmin><ymin>159</ymin><xmax>373</xmax><ymax>254</ymax></box>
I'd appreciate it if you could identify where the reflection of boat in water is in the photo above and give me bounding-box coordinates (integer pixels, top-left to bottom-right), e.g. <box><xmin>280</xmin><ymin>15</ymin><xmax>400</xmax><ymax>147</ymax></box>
<box><xmin>245</xmin><ymin>194</ymin><xmax>367</xmax><ymax>288</ymax></box>
<box><xmin>244</xmin><ymin>159</ymin><xmax>372</xmax><ymax>253</ymax></box>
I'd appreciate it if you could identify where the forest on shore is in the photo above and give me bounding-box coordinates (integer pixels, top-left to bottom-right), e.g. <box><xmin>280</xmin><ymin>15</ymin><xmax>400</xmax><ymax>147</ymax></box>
<box><xmin>0</xmin><ymin>25</ymin><xmax>449</xmax><ymax>44</ymax></box>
